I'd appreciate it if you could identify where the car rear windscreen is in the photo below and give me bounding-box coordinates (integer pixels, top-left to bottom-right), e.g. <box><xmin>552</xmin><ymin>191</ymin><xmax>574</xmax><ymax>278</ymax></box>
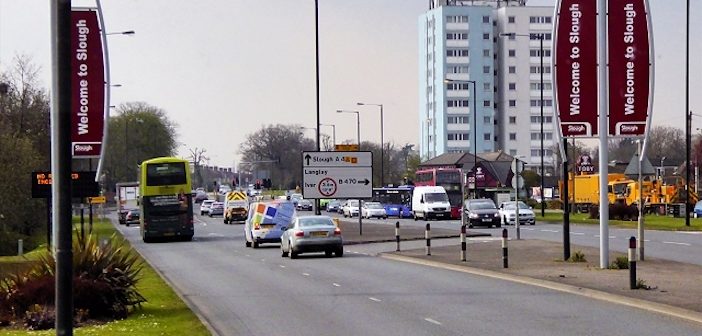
<box><xmin>146</xmin><ymin>162</ymin><xmax>187</xmax><ymax>186</ymax></box>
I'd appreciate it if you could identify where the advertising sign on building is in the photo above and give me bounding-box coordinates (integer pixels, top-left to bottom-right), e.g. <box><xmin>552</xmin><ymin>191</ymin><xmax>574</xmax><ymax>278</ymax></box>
<box><xmin>553</xmin><ymin>0</ymin><xmax>598</xmax><ymax>137</ymax></box>
<box><xmin>607</xmin><ymin>0</ymin><xmax>653</xmax><ymax>137</ymax></box>
<box><xmin>71</xmin><ymin>9</ymin><xmax>105</xmax><ymax>158</ymax></box>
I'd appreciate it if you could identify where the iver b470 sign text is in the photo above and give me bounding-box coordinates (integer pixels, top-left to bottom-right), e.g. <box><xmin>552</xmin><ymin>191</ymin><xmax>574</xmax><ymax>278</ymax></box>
<box><xmin>301</xmin><ymin>151</ymin><xmax>373</xmax><ymax>199</ymax></box>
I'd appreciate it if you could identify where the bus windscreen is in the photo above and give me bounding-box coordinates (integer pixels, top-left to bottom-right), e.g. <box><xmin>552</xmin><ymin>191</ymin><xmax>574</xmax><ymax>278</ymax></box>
<box><xmin>146</xmin><ymin>162</ymin><xmax>187</xmax><ymax>186</ymax></box>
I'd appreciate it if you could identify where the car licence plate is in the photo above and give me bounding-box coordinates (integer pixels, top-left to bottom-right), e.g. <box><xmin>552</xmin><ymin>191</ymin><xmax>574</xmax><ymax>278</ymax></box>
<box><xmin>261</xmin><ymin>224</ymin><xmax>275</xmax><ymax>229</ymax></box>
<box><xmin>482</xmin><ymin>218</ymin><xmax>492</xmax><ymax>222</ymax></box>
<box><xmin>311</xmin><ymin>231</ymin><xmax>327</xmax><ymax>237</ymax></box>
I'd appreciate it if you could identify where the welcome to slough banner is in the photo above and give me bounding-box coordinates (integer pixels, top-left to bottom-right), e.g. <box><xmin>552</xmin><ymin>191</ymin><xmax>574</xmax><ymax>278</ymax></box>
<box><xmin>553</xmin><ymin>0</ymin><xmax>653</xmax><ymax>138</ymax></box>
<box><xmin>71</xmin><ymin>9</ymin><xmax>105</xmax><ymax>158</ymax></box>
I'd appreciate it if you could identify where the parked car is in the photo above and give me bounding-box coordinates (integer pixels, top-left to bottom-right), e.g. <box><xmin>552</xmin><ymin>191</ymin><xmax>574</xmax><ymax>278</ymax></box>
<box><xmin>362</xmin><ymin>202</ymin><xmax>387</xmax><ymax>219</ymax></box>
<box><xmin>342</xmin><ymin>200</ymin><xmax>360</xmax><ymax>217</ymax></box>
<box><xmin>326</xmin><ymin>200</ymin><xmax>341</xmax><ymax>213</ymax></box>
<box><xmin>296</xmin><ymin>199</ymin><xmax>313</xmax><ymax>211</ymax></box>
<box><xmin>200</xmin><ymin>200</ymin><xmax>214</xmax><ymax>215</ymax></box>
<box><xmin>464</xmin><ymin>199</ymin><xmax>501</xmax><ymax>228</ymax></box>
<box><xmin>125</xmin><ymin>209</ymin><xmax>140</xmax><ymax>227</ymax></box>
<box><xmin>280</xmin><ymin>215</ymin><xmax>343</xmax><ymax>258</ymax></box>
<box><xmin>289</xmin><ymin>193</ymin><xmax>303</xmax><ymax>205</ymax></box>
<box><xmin>208</xmin><ymin>201</ymin><xmax>224</xmax><ymax>217</ymax></box>
<box><xmin>498</xmin><ymin>201</ymin><xmax>536</xmax><ymax>226</ymax></box>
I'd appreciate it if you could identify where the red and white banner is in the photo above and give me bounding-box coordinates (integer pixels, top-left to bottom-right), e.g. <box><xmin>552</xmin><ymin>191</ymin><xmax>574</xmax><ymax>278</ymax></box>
<box><xmin>553</xmin><ymin>0</ymin><xmax>598</xmax><ymax>137</ymax></box>
<box><xmin>607</xmin><ymin>0</ymin><xmax>653</xmax><ymax>137</ymax></box>
<box><xmin>71</xmin><ymin>9</ymin><xmax>105</xmax><ymax>158</ymax></box>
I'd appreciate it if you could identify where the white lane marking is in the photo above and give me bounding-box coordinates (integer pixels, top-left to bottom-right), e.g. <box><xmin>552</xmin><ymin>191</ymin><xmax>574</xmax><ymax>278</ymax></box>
<box><xmin>332</xmin><ymin>283</ymin><xmax>341</xmax><ymax>287</ymax></box>
<box><xmin>541</xmin><ymin>229</ymin><xmax>559</xmax><ymax>233</ymax></box>
<box><xmin>279</xmin><ymin>265</ymin><xmax>286</xmax><ymax>268</ymax></box>
<box><xmin>571</xmin><ymin>232</ymin><xmax>585</xmax><ymax>236</ymax></box>
<box><xmin>523</xmin><ymin>228</ymin><xmax>535</xmax><ymax>231</ymax></box>
<box><xmin>424</xmin><ymin>318</ymin><xmax>442</xmax><ymax>325</ymax></box>
<box><xmin>663</xmin><ymin>241</ymin><xmax>692</xmax><ymax>246</ymax></box>
<box><xmin>644</xmin><ymin>239</ymin><xmax>651</xmax><ymax>242</ymax></box>
<box><xmin>677</xmin><ymin>231</ymin><xmax>702</xmax><ymax>235</ymax></box>
<box><xmin>353</xmin><ymin>251</ymin><xmax>360</xmax><ymax>254</ymax></box>
<box><xmin>261</xmin><ymin>259</ymin><xmax>266</xmax><ymax>262</ymax></box>
<box><xmin>369</xmin><ymin>297</ymin><xmax>381</xmax><ymax>302</ymax></box>
<box><xmin>245</xmin><ymin>254</ymin><xmax>251</xmax><ymax>257</ymax></box>
<box><xmin>208</xmin><ymin>233</ymin><xmax>224</xmax><ymax>237</ymax></box>
<box><xmin>593</xmin><ymin>235</ymin><xmax>616</xmax><ymax>239</ymax></box>
<box><xmin>302</xmin><ymin>273</ymin><xmax>310</xmax><ymax>277</ymax></box>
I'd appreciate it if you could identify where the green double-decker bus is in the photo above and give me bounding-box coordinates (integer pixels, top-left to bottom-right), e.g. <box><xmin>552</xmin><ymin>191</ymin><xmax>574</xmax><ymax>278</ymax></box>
<box><xmin>139</xmin><ymin>157</ymin><xmax>194</xmax><ymax>242</ymax></box>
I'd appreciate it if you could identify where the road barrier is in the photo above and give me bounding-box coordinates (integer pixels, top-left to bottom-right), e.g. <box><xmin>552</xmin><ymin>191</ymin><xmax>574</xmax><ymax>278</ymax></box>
<box><xmin>395</xmin><ymin>221</ymin><xmax>400</xmax><ymax>252</ymax></box>
<box><xmin>502</xmin><ymin>228</ymin><xmax>508</xmax><ymax>269</ymax></box>
<box><xmin>460</xmin><ymin>224</ymin><xmax>466</xmax><ymax>262</ymax></box>
<box><xmin>629</xmin><ymin>236</ymin><xmax>637</xmax><ymax>289</ymax></box>
<box><xmin>425</xmin><ymin>223</ymin><xmax>431</xmax><ymax>256</ymax></box>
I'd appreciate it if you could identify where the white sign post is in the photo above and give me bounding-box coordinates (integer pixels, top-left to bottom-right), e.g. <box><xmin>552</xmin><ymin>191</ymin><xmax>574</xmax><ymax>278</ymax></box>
<box><xmin>302</xmin><ymin>151</ymin><xmax>373</xmax><ymax>199</ymax></box>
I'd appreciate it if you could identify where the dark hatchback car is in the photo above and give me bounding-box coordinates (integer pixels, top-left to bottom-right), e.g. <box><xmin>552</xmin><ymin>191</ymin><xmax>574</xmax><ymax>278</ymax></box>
<box><xmin>125</xmin><ymin>209</ymin><xmax>140</xmax><ymax>227</ymax></box>
<box><xmin>464</xmin><ymin>199</ymin><xmax>501</xmax><ymax>228</ymax></box>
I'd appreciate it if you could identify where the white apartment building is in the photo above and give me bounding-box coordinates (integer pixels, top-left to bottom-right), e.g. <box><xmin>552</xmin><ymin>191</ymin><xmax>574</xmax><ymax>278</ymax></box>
<box><xmin>419</xmin><ymin>0</ymin><xmax>557</xmax><ymax>175</ymax></box>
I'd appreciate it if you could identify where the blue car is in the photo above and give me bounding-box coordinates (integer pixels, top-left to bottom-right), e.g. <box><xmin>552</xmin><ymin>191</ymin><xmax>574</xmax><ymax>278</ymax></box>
<box><xmin>694</xmin><ymin>201</ymin><xmax>702</xmax><ymax>218</ymax></box>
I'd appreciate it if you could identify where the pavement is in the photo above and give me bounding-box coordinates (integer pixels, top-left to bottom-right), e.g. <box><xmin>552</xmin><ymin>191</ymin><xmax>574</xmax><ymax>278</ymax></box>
<box><xmin>336</xmin><ymin>218</ymin><xmax>702</xmax><ymax>325</ymax></box>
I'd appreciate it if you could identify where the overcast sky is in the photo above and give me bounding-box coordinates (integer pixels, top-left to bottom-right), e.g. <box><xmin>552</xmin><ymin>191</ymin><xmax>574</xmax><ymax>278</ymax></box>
<box><xmin>0</xmin><ymin>0</ymin><xmax>699</xmax><ymax>167</ymax></box>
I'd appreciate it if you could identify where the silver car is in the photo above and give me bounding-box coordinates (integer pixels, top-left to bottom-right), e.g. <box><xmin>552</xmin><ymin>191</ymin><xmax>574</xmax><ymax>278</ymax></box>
<box><xmin>280</xmin><ymin>216</ymin><xmax>343</xmax><ymax>258</ymax></box>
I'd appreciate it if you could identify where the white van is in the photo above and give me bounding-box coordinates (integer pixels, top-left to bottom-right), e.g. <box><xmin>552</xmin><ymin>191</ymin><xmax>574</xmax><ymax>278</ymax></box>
<box><xmin>412</xmin><ymin>186</ymin><xmax>451</xmax><ymax>220</ymax></box>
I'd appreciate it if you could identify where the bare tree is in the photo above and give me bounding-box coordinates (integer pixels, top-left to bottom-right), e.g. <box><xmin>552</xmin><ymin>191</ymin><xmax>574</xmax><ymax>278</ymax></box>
<box><xmin>188</xmin><ymin>147</ymin><xmax>209</xmax><ymax>188</ymax></box>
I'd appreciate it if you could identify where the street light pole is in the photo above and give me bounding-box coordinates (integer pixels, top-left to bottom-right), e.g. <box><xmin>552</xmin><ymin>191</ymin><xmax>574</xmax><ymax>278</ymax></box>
<box><xmin>336</xmin><ymin>110</ymin><xmax>361</xmax><ymax>148</ymax></box>
<box><xmin>357</xmin><ymin>102</ymin><xmax>384</xmax><ymax>186</ymax></box>
<box><xmin>444</xmin><ymin>79</ymin><xmax>477</xmax><ymax>198</ymax></box>
<box><xmin>539</xmin><ymin>34</ymin><xmax>545</xmax><ymax>217</ymax></box>
<box><xmin>320</xmin><ymin>123</ymin><xmax>336</xmax><ymax>147</ymax></box>
<box><xmin>500</xmin><ymin>32</ymin><xmax>546</xmax><ymax>216</ymax></box>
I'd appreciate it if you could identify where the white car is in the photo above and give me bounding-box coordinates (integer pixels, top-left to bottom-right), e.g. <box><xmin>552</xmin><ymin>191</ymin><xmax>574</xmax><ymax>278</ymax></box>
<box><xmin>361</xmin><ymin>202</ymin><xmax>387</xmax><ymax>219</ymax></box>
<box><xmin>498</xmin><ymin>201</ymin><xmax>536</xmax><ymax>226</ymax></box>
<box><xmin>200</xmin><ymin>200</ymin><xmax>215</xmax><ymax>215</ymax></box>
<box><xmin>342</xmin><ymin>200</ymin><xmax>360</xmax><ymax>217</ymax></box>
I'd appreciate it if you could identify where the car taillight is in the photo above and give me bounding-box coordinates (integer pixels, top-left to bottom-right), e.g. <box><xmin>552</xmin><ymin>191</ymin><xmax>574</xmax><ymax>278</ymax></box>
<box><xmin>294</xmin><ymin>230</ymin><xmax>304</xmax><ymax>237</ymax></box>
<box><xmin>334</xmin><ymin>228</ymin><xmax>341</xmax><ymax>235</ymax></box>
<box><xmin>254</xmin><ymin>224</ymin><xmax>260</xmax><ymax>230</ymax></box>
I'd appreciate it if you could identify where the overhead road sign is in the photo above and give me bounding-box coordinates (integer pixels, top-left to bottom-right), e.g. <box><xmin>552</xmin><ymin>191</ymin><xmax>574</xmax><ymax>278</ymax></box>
<box><xmin>335</xmin><ymin>144</ymin><xmax>359</xmax><ymax>151</ymax></box>
<box><xmin>302</xmin><ymin>151</ymin><xmax>372</xmax><ymax>199</ymax></box>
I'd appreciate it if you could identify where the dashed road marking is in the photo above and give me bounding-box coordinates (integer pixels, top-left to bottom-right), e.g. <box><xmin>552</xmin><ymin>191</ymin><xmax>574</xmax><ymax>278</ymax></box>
<box><xmin>279</xmin><ymin>265</ymin><xmax>286</xmax><ymax>268</ymax></box>
<box><xmin>523</xmin><ymin>228</ymin><xmax>535</xmax><ymax>231</ymax></box>
<box><xmin>332</xmin><ymin>283</ymin><xmax>341</xmax><ymax>287</ymax></box>
<box><xmin>424</xmin><ymin>318</ymin><xmax>442</xmax><ymax>325</ymax></box>
<box><xmin>663</xmin><ymin>241</ymin><xmax>691</xmax><ymax>246</ymax></box>
<box><xmin>302</xmin><ymin>273</ymin><xmax>310</xmax><ymax>277</ymax></box>
<box><xmin>541</xmin><ymin>229</ymin><xmax>559</xmax><ymax>233</ymax></box>
<box><xmin>571</xmin><ymin>232</ymin><xmax>585</xmax><ymax>235</ymax></box>
<box><xmin>369</xmin><ymin>297</ymin><xmax>381</xmax><ymax>302</ymax></box>
<box><xmin>245</xmin><ymin>254</ymin><xmax>251</xmax><ymax>257</ymax></box>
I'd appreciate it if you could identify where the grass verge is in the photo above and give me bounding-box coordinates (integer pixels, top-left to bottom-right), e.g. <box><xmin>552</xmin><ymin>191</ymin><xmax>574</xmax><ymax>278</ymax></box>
<box><xmin>536</xmin><ymin>211</ymin><xmax>702</xmax><ymax>231</ymax></box>
<box><xmin>0</xmin><ymin>217</ymin><xmax>210</xmax><ymax>335</ymax></box>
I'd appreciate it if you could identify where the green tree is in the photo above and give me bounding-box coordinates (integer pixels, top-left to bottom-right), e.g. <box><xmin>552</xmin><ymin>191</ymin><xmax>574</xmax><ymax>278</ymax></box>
<box><xmin>103</xmin><ymin>102</ymin><xmax>178</xmax><ymax>189</ymax></box>
<box><xmin>0</xmin><ymin>56</ymin><xmax>51</xmax><ymax>254</ymax></box>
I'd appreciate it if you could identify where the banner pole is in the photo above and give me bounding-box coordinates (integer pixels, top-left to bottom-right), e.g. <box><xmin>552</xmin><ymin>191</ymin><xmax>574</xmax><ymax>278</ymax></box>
<box><xmin>597</xmin><ymin>0</ymin><xmax>609</xmax><ymax>269</ymax></box>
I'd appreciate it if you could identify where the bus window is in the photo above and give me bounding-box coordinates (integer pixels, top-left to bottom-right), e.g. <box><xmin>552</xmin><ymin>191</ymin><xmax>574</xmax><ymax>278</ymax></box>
<box><xmin>146</xmin><ymin>162</ymin><xmax>187</xmax><ymax>186</ymax></box>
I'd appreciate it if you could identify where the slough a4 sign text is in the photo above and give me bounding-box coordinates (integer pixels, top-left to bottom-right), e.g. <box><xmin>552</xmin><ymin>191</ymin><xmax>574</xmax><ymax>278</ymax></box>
<box><xmin>301</xmin><ymin>151</ymin><xmax>373</xmax><ymax>199</ymax></box>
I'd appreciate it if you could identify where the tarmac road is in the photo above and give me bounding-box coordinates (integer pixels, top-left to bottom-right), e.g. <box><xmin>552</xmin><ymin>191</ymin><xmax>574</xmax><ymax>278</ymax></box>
<box><xmin>110</xmin><ymin>210</ymin><xmax>702</xmax><ymax>336</ymax></box>
<box><xmin>322</xmin><ymin>211</ymin><xmax>702</xmax><ymax>265</ymax></box>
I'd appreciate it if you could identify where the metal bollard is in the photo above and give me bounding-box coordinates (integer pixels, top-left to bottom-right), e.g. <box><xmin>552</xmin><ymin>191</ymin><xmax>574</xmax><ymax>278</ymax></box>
<box><xmin>502</xmin><ymin>228</ymin><xmax>508</xmax><ymax>268</ymax></box>
<box><xmin>460</xmin><ymin>224</ymin><xmax>466</xmax><ymax>262</ymax></box>
<box><xmin>629</xmin><ymin>236</ymin><xmax>637</xmax><ymax>289</ymax></box>
<box><xmin>395</xmin><ymin>221</ymin><xmax>400</xmax><ymax>252</ymax></box>
<box><xmin>18</xmin><ymin>239</ymin><xmax>23</xmax><ymax>256</ymax></box>
<box><xmin>425</xmin><ymin>223</ymin><xmax>431</xmax><ymax>256</ymax></box>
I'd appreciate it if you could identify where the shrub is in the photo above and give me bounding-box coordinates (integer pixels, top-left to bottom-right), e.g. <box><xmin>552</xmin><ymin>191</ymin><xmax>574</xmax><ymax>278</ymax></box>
<box><xmin>588</xmin><ymin>205</ymin><xmax>599</xmax><ymax>219</ymax></box>
<box><xmin>609</xmin><ymin>256</ymin><xmax>629</xmax><ymax>269</ymax></box>
<box><xmin>525</xmin><ymin>198</ymin><xmax>539</xmax><ymax>209</ymax></box>
<box><xmin>0</xmin><ymin>232</ymin><xmax>146</xmax><ymax>328</ymax></box>
<box><xmin>569</xmin><ymin>250</ymin><xmax>587</xmax><ymax>262</ymax></box>
<box><xmin>23</xmin><ymin>304</ymin><xmax>55</xmax><ymax>331</ymax></box>
<box><xmin>546</xmin><ymin>199</ymin><xmax>563</xmax><ymax>210</ymax></box>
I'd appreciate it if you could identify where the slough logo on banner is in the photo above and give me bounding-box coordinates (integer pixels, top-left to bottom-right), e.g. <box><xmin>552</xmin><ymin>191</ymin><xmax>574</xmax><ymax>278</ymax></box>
<box><xmin>608</xmin><ymin>0</ymin><xmax>653</xmax><ymax>137</ymax></box>
<box><xmin>71</xmin><ymin>9</ymin><xmax>105</xmax><ymax>158</ymax></box>
<box><xmin>553</xmin><ymin>0</ymin><xmax>598</xmax><ymax>137</ymax></box>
